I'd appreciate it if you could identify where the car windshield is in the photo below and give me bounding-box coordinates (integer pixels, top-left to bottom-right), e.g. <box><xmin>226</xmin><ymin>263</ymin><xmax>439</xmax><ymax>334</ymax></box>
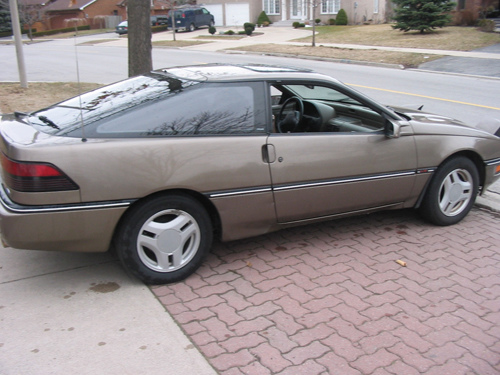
<box><xmin>284</xmin><ymin>84</ymin><xmax>360</xmax><ymax>104</ymax></box>
<box><xmin>27</xmin><ymin>73</ymin><xmax>199</xmax><ymax>136</ymax></box>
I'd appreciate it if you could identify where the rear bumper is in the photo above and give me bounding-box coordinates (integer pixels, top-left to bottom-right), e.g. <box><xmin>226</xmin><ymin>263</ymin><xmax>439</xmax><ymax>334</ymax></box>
<box><xmin>0</xmin><ymin>187</ymin><xmax>132</xmax><ymax>253</ymax></box>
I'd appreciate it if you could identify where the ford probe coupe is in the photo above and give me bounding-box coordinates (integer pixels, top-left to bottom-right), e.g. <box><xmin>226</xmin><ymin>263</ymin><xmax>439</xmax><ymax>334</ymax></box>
<box><xmin>1</xmin><ymin>64</ymin><xmax>499</xmax><ymax>284</ymax></box>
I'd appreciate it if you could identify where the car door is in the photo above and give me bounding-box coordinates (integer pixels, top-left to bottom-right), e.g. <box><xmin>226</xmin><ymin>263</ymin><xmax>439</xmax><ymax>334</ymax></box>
<box><xmin>266</xmin><ymin>82</ymin><xmax>418</xmax><ymax>223</ymax></box>
<box><xmin>200</xmin><ymin>8</ymin><xmax>212</xmax><ymax>26</ymax></box>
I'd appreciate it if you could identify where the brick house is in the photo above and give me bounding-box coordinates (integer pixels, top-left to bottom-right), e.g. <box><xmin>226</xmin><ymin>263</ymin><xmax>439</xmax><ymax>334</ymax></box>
<box><xmin>41</xmin><ymin>0</ymin><xmax>125</xmax><ymax>30</ymax></box>
<box><xmin>200</xmin><ymin>0</ymin><xmax>395</xmax><ymax>26</ymax></box>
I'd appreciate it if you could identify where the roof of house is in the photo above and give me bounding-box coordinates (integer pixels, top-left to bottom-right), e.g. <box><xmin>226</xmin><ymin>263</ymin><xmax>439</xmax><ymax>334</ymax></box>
<box><xmin>19</xmin><ymin>0</ymin><xmax>53</xmax><ymax>6</ymax></box>
<box><xmin>43</xmin><ymin>0</ymin><xmax>97</xmax><ymax>12</ymax></box>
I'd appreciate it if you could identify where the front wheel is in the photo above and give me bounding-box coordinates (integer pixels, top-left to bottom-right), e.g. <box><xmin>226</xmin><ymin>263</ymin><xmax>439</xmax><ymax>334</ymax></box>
<box><xmin>114</xmin><ymin>194</ymin><xmax>213</xmax><ymax>284</ymax></box>
<box><xmin>419</xmin><ymin>157</ymin><xmax>479</xmax><ymax>226</ymax></box>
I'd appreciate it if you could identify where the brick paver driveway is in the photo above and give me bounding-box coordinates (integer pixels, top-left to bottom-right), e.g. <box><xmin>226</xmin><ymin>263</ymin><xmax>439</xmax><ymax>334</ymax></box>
<box><xmin>153</xmin><ymin>207</ymin><xmax>500</xmax><ymax>375</ymax></box>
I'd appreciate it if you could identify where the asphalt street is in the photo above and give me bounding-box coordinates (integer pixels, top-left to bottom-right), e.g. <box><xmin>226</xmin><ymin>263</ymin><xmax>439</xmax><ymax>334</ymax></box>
<box><xmin>419</xmin><ymin>43</ymin><xmax>500</xmax><ymax>77</ymax></box>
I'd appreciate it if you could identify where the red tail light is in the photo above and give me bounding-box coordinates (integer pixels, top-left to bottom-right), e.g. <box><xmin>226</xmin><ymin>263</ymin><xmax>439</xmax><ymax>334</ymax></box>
<box><xmin>182</xmin><ymin>13</ymin><xmax>185</xmax><ymax>18</ymax></box>
<box><xmin>1</xmin><ymin>154</ymin><xmax>79</xmax><ymax>192</ymax></box>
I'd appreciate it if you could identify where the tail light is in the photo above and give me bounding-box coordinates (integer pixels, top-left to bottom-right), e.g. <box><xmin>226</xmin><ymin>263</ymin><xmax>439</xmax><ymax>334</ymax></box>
<box><xmin>1</xmin><ymin>154</ymin><xmax>79</xmax><ymax>192</ymax></box>
<box><xmin>182</xmin><ymin>12</ymin><xmax>185</xmax><ymax>18</ymax></box>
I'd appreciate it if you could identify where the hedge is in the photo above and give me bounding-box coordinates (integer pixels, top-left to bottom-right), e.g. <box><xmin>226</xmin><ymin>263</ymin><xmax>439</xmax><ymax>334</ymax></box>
<box><xmin>32</xmin><ymin>25</ymin><xmax>90</xmax><ymax>37</ymax></box>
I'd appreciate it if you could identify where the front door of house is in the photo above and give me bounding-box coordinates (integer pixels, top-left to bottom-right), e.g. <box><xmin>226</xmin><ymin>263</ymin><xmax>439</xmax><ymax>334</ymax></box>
<box><xmin>291</xmin><ymin>0</ymin><xmax>302</xmax><ymax>19</ymax></box>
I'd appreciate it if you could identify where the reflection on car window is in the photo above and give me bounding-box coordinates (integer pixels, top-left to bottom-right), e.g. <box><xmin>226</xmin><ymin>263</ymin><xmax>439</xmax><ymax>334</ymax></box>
<box><xmin>29</xmin><ymin>73</ymin><xmax>198</xmax><ymax>136</ymax></box>
<box><xmin>96</xmin><ymin>83</ymin><xmax>266</xmax><ymax>136</ymax></box>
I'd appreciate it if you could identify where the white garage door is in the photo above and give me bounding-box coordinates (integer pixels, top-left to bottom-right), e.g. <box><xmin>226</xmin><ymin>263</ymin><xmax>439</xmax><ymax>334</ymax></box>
<box><xmin>202</xmin><ymin>4</ymin><xmax>224</xmax><ymax>26</ymax></box>
<box><xmin>225</xmin><ymin>3</ymin><xmax>250</xmax><ymax>26</ymax></box>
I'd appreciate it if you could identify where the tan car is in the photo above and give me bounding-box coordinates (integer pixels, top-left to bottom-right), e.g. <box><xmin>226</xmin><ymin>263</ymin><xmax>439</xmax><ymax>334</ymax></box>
<box><xmin>1</xmin><ymin>64</ymin><xmax>499</xmax><ymax>284</ymax></box>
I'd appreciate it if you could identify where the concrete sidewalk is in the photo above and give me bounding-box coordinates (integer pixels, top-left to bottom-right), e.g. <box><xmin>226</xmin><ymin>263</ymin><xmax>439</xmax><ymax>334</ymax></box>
<box><xmin>0</xmin><ymin>247</ymin><xmax>217</xmax><ymax>375</ymax></box>
<box><xmin>1</xmin><ymin>25</ymin><xmax>500</xmax><ymax>374</ymax></box>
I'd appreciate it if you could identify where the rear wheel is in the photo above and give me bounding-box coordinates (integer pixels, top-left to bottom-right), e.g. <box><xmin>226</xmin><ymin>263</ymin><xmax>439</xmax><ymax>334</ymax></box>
<box><xmin>115</xmin><ymin>194</ymin><xmax>212</xmax><ymax>284</ymax></box>
<box><xmin>419</xmin><ymin>157</ymin><xmax>479</xmax><ymax>226</ymax></box>
<box><xmin>188</xmin><ymin>23</ymin><xmax>195</xmax><ymax>32</ymax></box>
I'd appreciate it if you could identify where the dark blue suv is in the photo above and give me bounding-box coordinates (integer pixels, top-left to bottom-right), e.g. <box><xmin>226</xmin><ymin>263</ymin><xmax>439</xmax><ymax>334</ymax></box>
<box><xmin>168</xmin><ymin>7</ymin><xmax>214</xmax><ymax>32</ymax></box>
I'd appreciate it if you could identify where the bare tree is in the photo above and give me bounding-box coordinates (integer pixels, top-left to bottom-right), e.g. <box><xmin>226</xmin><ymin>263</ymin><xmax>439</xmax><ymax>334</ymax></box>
<box><xmin>127</xmin><ymin>0</ymin><xmax>152</xmax><ymax>77</ymax></box>
<box><xmin>0</xmin><ymin>0</ymin><xmax>48</xmax><ymax>40</ymax></box>
<box><xmin>307</xmin><ymin>0</ymin><xmax>321</xmax><ymax>47</ymax></box>
<box><xmin>17</xmin><ymin>0</ymin><xmax>45</xmax><ymax>40</ymax></box>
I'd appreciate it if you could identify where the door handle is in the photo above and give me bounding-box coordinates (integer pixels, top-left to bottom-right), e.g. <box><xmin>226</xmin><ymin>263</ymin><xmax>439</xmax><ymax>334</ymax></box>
<box><xmin>262</xmin><ymin>144</ymin><xmax>276</xmax><ymax>163</ymax></box>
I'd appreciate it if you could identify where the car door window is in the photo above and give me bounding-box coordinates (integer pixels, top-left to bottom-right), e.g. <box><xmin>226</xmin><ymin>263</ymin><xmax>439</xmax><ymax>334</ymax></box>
<box><xmin>271</xmin><ymin>83</ymin><xmax>385</xmax><ymax>134</ymax></box>
<box><xmin>95</xmin><ymin>82</ymin><xmax>267</xmax><ymax>137</ymax></box>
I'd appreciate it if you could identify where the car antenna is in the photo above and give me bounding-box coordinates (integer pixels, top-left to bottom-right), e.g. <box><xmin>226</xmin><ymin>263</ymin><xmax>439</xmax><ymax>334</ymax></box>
<box><xmin>73</xmin><ymin>21</ymin><xmax>87</xmax><ymax>142</ymax></box>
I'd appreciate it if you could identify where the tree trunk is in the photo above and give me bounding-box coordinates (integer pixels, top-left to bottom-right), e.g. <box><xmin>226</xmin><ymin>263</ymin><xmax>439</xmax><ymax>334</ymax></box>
<box><xmin>127</xmin><ymin>0</ymin><xmax>152</xmax><ymax>77</ymax></box>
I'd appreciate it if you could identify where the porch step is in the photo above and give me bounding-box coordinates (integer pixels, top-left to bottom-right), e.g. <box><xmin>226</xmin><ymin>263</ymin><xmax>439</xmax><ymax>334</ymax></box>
<box><xmin>271</xmin><ymin>20</ymin><xmax>296</xmax><ymax>27</ymax></box>
<box><xmin>492</xmin><ymin>18</ymin><xmax>500</xmax><ymax>32</ymax></box>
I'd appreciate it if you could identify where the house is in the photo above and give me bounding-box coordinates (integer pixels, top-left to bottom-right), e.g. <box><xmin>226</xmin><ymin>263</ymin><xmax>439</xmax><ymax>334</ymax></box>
<box><xmin>41</xmin><ymin>0</ymin><xmax>124</xmax><ymax>30</ymax></box>
<box><xmin>200</xmin><ymin>0</ymin><xmax>395</xmax><ymax>26</ymax></box>
<box><xmin>452</xmin><ymin>0</ymin><xmax>500</xmax><ymax>24</ymax></box>
<box><xmin>116</xmin><ymin>0</ymin><xmax>172</xmax><ymax>18</ymax></box>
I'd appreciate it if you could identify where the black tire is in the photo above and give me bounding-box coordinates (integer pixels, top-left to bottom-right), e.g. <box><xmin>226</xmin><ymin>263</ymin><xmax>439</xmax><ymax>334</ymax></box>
<box><xmin>114</xmin><ymin>194</ymin><xmax>212</xmax><ymax>284</ymax></box>
<box><xmin>419</xmin><ymin>156</ymin><xmax>479</xmax><ymax>226</ymax></box>
<box><xmin>188</xmin><ymin>23</ymin><xmax>195</xmax><ymax>32</ymax></box>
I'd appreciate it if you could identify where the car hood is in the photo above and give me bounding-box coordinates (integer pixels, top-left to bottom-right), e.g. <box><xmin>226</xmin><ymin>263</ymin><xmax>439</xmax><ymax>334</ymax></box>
<box><xmin>392</xmin><ymin>106</ymin><xmax>500</xmax><ymax>139</ymax></box>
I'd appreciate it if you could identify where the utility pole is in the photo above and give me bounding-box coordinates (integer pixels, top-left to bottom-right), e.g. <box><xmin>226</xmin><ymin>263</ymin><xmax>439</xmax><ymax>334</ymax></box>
<box><xmin>9</xmin><ymin>0</ymin><xmax>28</xmax><ymax>88</ymax></box>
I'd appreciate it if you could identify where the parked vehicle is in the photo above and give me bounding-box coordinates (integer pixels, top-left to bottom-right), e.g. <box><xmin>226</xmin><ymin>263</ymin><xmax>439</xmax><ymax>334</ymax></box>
<box><xmin>167</xmin><ymin>7</ymin><xmax>214</xmax><ymax>32</ymax></box>
<box><xmin>1</xmin><ymin>64</ymin><xmax>499</xmax><ymax>285</ymax></box>
<box><xmin>150</xmin><ymin>15</ymin><xmax>169</xmax><ymax>26</ymax></box>
<box><xmin>115</xmin><ymin>21</ymin><xmax>128</xmax><ymax>34</ymax></box>
<box><xmin>115</xmin><ymin>16</ymin><xmax>169</xmax><ymax>35</ymax></box>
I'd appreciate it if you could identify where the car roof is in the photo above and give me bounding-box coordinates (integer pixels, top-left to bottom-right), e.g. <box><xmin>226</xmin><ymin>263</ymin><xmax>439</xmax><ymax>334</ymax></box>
<box><xmin>155</xmin><ymin>64</ymin><xmax>337</xmax><ymax>83</ymax></box>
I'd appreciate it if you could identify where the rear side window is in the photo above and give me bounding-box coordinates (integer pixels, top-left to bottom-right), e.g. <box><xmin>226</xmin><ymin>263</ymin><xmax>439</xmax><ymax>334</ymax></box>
<box><xmin>28</xmin><ymin>73</ymin><xmax>199</xmax><ymax>137</ymax></box>
<box><xmin>94</xmin><ymin>82</ymin><xmax>267</xmax><ymax>137</ymax></box>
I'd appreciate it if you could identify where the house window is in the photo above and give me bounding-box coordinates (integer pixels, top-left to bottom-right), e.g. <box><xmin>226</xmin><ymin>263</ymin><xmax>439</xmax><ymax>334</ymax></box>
<box><xmin>263</xmin><ymin>0</ymin><xmax>280</xmax><ymax>15</ymax></box>
<box><xmin>374</xmin><ymin>0</ymin><xmax>378</xmax><ymax>13</ymax></box>
<box><xmin>321</xmin><ymin>0</ymin><xmax>340</xmax><ymax>14</ymax></box>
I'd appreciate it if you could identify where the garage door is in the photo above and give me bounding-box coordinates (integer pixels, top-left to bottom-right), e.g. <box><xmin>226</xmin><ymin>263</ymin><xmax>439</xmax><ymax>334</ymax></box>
<box><xmin>202</xmin><ymin>4</ymin><xmax>224</xmax><ymax>26</ymax></box>
<box><xmin>225</xmin><ymin>3</ymin><xmax>250</xmax><ymax>26</ymax></box>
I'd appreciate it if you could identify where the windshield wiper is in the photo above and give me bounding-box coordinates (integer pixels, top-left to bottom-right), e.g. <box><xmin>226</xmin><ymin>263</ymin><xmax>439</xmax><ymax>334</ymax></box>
<box><xmin>14</xmin><ymin>111</ymin><xmax>34</xmax><ymax>126</ymax></box>
<box><xmin>15</xmin><ymin>111</ymin><xmax>30</xmax><ymax>119</ymax></box>
<box><xmin>38</xmin><ymin>116</ymin><xmax>60</xmax><ymax>130</ymax></box>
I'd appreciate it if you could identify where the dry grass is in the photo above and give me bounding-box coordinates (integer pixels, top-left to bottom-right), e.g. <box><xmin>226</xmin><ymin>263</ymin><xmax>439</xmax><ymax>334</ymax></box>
<box><xmin>35</xmin><ymin>29</ymin><xmax>116</xmax><ymax>39</ymax></box>
<box><xmin>230</xmin><ymin>44</ymin><xmax>443</xmax><ymax>68</ymax></box>
<box><xmin>196</xmin><ymin>35</ymin><xmax>245</xmax><ymax>40</ymax></box>
<box><xmin>78</xmin><ymin>39</ymin><xmax>121</xmax><ymax>45</ymax></box>
<box><xmin>0</xmin><ymin>82</ymin><xmax>102</xmax><ymax>114</ymax></box>
<box><xmin>227</xmin><ymin>24</ymin><xmax>499</xmax><ymax>68</ymax></box>
<box><xmin>152</xmin><ymin>40</ymin><xmax>210</xmax><ymax>47</ymax></box>
<box><xmin>297</xmin><ymin>24</ymin><xmax>500</xmax><ymax>51</ymax></box>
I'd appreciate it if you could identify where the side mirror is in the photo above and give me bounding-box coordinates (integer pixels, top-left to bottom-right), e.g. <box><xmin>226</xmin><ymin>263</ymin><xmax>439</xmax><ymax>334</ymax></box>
<box><xmin>384</xmin><ymin>119</ymin><xmax>401</xmax><ymax>139</ymax></box>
